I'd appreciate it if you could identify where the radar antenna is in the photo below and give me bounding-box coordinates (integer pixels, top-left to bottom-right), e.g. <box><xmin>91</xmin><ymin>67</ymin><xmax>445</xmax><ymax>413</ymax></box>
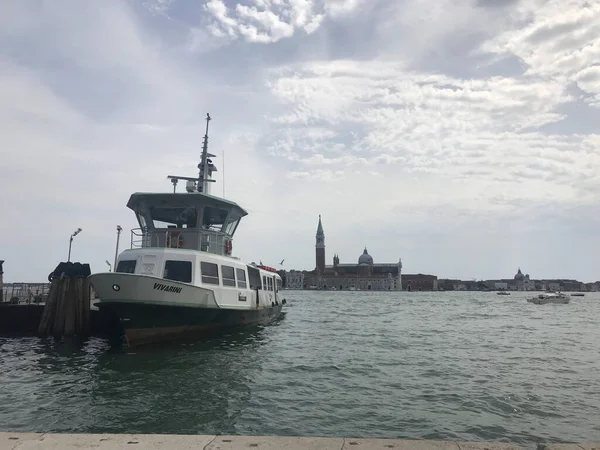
<box><xmin>167</xmin><ymin>113</ymin><xmax>218</xmax><ymax>194</ymax></box>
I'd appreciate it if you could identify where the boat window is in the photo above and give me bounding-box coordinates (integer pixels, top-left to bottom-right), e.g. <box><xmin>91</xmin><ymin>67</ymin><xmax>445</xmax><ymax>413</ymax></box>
<box><xmin>262</xmin><ymin>276</ymin><xmax>267</xmax><ymax>290</ymax></box>
<box><xmin>134</xmin><ymin>204</ymin><xmax>152</xmax><ymax>231</ymax></box>
<box><xmin>267</xmin><ymin>277</ymin><xmax>273</xmax><ymax>291</ymax></box>
<box><xmin>202</xmin><ymin>206</ymin><xmax>229</xmax><ymax>231</ymax></box>
<box><xmin>136</xmin><ymin>213</ymin><xmax>149</xmax><ymax>231</ymax></box>
<box><xmin>116</xmin><ymin>260</ymin><xmax>136</xmax><ymax>274</ymax></box>
<box><xmin>236</xmin><ymin>268</ymin><xmax>247</xmax><ymax>289</ymax></box>
<box><xmin>221</xmin><ymin>265</ymin><xmax>236</xmax><ymax>287</ymax></box>
<box><xmin>200</xmin><ymin>262</ymin><xmax>220</xmax><ymax>285</ymax></box>
<box><xmin>163</xmin><ymin>260</ymin><xmax>192</xmax><ymax>283</ymax></box>
<box><xmin>150</xmin><ymin>206</ymin><xmax>197</xmax><ymax>229</ymax></box>
<box><xmin>247</xmin><ymin>266</ymin><xmax>261</xmax><ymax>289</ymax></box>
<box><xmin>276</xmin><ymin>278</ymin><xmax>282</xmax><ymax>292</ymax></box>
<box><xmin>224</xmin><ymin>217</ymin><xmax>240</xmax><ymax>236</ymax></box>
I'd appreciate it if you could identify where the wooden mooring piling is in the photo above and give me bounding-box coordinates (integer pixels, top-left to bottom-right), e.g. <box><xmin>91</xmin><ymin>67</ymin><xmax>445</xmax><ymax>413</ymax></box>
<box><xmin>38</xmin><ymin>262</ymin><xmax>92</xmax><ymax>337</ymax></box>
<box><xmin>0</xmin><ymin>260</ymin><xmax>4</xmax><ymax>303</ymax></box>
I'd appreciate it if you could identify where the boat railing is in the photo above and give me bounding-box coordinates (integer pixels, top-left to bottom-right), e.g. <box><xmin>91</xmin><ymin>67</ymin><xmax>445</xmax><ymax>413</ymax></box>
<box><xmin>130</xmin><ymin>228</ymin><xmax>232</xmax><ymax>256</ymax></box>
<box><xmin>1</xmin><ymin>282</ymin><xmax>51</xmax><ymax>304</ymax></box>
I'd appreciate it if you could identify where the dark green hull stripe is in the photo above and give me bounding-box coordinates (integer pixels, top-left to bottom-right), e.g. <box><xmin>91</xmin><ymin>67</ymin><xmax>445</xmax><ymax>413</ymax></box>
<box><xmin>97</xmin><ymin>302</ymin><xmax>283</xmax><ymax>346</ymax></box>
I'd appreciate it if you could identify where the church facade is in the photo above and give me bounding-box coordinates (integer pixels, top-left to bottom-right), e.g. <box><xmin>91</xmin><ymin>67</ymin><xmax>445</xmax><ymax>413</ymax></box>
<box><xmin>296</xmin><ymin>216</ymin><xmax>437</xmax><ymax>291</ymax></box>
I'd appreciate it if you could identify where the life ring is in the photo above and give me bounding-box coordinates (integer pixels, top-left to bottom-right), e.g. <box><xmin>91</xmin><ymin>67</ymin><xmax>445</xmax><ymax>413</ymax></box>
<box><xmin>167</xmin><ymin>232</ymin><xmax>183</xmax><ymax>248</ymax></box>
<box><xmin>225</xmin><ymin>239</ymin><xmax>232</xmax><ymax>255</ymax></box>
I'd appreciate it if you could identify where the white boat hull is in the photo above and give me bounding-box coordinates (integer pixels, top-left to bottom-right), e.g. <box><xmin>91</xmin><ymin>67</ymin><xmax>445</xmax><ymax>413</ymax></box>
<box><xmin>89</xmin><ymin>272</ymin><xmax>283</xmax><ymax>346</ymax></box>
<box><xmin>527</xmin><ymin>293</ymin><xmax>571</xmax><ymax>304</ymax></box>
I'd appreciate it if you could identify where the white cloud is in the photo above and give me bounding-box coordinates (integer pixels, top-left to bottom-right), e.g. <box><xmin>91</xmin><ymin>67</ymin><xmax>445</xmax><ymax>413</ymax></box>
<box><xmin>142</xmin><ymin>0</ymin><xmax>176</xmax><ymax>16</ymax></box>
<box><xmin>575</xmin><ymin>65</ymin><xmax>600</xmax><ymax>107</ymax></box>
<box><xmin>264</xmin><ymin>60</ymin><xmax>599</xmax><ymax>204</ymax></box>
<box><xmin>324</xmin><ymin>0</ymin><xmax>364</xmax><ymax>17</ymax></box>
<box><xmin>1</xmin><ymin>0</ymin><xmax>600</xmax><ymax>282</ymax></box>
<box><xmin>479</xmin><ymin>0</ymin><xmax>600</xmax><ymax>100</ymax></box>
<box><xmin>260</xmin><ymin>57</ymin><xmax>600</xmax><ymax>279</ymax></box>
<box><xmin>203</xmin><ymin>0</ymin><xmax>361</xmax><ymax>43</ymax></box>
<box><xmin>0</xmin><ymin>0</ymin><xmax>279</xmax><ymax>280</ymax></box>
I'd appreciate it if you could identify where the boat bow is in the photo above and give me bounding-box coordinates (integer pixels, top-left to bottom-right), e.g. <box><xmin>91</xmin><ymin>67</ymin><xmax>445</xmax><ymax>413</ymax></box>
<box><xmin>89</xmin><ymin>272</ymin><xmax>218</xmax><ymax>309</ymax></box>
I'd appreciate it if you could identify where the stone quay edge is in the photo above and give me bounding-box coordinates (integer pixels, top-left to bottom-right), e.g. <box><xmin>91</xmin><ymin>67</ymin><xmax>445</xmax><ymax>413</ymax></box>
<box><xmin>0</xmin><ymin>433</ymin><xmax>598</xmax><ymax>450</ymax></box>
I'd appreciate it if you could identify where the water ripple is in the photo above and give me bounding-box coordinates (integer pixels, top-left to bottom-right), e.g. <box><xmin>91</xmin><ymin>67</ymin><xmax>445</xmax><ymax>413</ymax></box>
<box><xmin>0</xmin><ymin>291</ymin><xmax>599</xmax><ymax>446</ymax></box>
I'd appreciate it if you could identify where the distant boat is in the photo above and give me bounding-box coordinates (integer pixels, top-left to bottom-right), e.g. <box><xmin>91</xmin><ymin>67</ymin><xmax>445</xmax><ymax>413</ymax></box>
<box><xmin>571</xmin><ymin>293</ymin><xmax>585</xmax><ymax>297</ymax></box>
<box><xmin>497</xmin><ymin>291</ymin><xmax>510</xmax><ymax>295</ymax></box>
<box><xmin>527</xmin><ymin>292</ymin><xmax>570</xmax><ymax>305</ymax></box>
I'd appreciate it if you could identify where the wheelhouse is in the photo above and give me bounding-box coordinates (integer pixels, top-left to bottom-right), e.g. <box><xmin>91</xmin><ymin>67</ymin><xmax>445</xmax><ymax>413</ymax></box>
<box><xmin>127</xmin><ymin>192</ymin><xmax>248</xmax><ymax>256</ymax></box>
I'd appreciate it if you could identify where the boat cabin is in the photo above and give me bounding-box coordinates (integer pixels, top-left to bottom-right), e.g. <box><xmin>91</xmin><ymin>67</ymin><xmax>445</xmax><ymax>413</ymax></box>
<box><xmin>127</xmin><ymin>192</ymin><xmax>248</xmax><ymax>256</ymax></box>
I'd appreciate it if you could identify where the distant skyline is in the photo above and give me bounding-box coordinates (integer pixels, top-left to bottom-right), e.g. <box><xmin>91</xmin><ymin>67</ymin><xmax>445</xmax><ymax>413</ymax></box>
<box><xmin>1</xmin><ymin>0</ymin><xmax>599</xmax><ymax>282</ymax></box>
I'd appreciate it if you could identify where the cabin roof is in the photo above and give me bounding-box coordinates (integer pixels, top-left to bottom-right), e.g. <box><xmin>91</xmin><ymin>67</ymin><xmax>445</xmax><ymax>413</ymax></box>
<box><xmin>127</xmin><ymin>192</ymin><xmax>248</xmax><ymax>217</ymax></box>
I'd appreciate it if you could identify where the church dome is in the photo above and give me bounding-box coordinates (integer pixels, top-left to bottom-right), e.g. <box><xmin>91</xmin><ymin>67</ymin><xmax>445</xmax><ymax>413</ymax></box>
<box><xmin>514</xmin><ymin>268</ymin><xmax>525</xmax><ymax>281</ymax></box>
<box><xmin>358</xmin><ymin>247</ymin><xmax>373</xmax><ymax>265</ymax></box>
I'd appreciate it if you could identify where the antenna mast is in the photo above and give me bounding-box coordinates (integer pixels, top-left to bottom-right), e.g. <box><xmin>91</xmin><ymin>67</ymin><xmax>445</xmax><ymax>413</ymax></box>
<box><xmin>167</xmin><ymin>112</ymin><xmax>217</xmax><ymax>194</ymax></box>
<box><xmin>198</xmin><ymin>113</ymin><xmax>211</xmax><ymax>193</ymax></box>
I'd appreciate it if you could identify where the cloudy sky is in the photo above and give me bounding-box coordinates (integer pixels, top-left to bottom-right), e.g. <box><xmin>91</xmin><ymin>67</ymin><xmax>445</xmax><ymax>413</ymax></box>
<box><xmin>1</xmin><ymin>0</ymin><xmax>599</xmax><ymax>283</ymax></box>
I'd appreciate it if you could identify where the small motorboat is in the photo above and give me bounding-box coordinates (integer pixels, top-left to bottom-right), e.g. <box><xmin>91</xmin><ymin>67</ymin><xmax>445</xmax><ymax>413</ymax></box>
<box><xmin>497</xmin><ymin>291</ymin><xmax>510</xmax><ymax>295</ymax></box>
<box><xmin>527</xmin><ymin>292</ymin><xmax>570</xmax><ymax>304</ymax></box>
<box><xmin>571</xmin><ymin>293</ymin><xmax>585</xmax><ymax>297</ymax></box>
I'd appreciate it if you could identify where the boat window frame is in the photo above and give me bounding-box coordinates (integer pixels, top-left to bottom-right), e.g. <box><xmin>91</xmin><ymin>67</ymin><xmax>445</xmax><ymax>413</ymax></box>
<box><xmin>223</xmin><ymin>216</ymin><xmax>240</xmax><ymax>236</ymax></box>
<box><xmin>221</xmin><ymin>265</ymin><xmax>236</xmax><ymax>287</ymax></box>
<box><xmin>202</xmin><ymin>206</ymin><xmax>229</xmax><ymax>231</ymax></box>
<box><xmin>275</xmin><ymin>277</ymin><xmax>281</xmax><ymax>293</ymax></box>
<box><xmin>163</xmin><ymin>260</ymin><xmax>193</xmax><ymax>283</ymax></box>
<box><xmin>116</xmin><ymin>260</ymin><xmax>137</xmax><ymax>274</ymax></box>
<box><xmin>236</xmin><ymin>268</ymin><xmax>248</xmax><ymax>289</ymax></box>
<box><xmin>247</xmin><ymin>266</ymin><xmax>262</xmax><ymax>290</ymax></box>
<box><xmin>200</xmin><ymin>261</ymin><xmax>220</xmax><ymax>285</ymax></box>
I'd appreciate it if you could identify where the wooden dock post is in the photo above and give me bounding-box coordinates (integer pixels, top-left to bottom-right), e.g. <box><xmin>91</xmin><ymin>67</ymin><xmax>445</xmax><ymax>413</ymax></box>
<box><xmin>38</xmin><ymin>262</ymin><xmax>92</xmax><ymax>337</ymax></box>
<box><xmin>0</xmin><ymin>260</ymin><xmax>4</xmax><ymax>303</ymax></box>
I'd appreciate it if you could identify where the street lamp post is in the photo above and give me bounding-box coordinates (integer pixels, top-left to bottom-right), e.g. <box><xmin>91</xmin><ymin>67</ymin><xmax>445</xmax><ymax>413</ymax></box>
<box><xmin>114</xmin><ymin>225</ymin><xmax>122</xmax><ymax>270</ymax></box>
<box><xmin>67</xmin><ymin>228</ymin><xmax>83</xmax><ymax>262</ymax></box>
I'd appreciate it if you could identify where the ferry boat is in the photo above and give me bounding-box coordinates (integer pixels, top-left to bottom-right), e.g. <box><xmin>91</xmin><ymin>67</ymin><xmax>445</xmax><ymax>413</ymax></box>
<box><xmin>88</xmin><ymin>114</ymin><xmax>285</xmax><ymax>346</ymax></box>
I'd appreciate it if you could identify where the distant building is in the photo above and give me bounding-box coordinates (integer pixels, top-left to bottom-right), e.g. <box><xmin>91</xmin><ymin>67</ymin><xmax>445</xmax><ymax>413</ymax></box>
<box><xmin>479</xmin><ymin>268</ymin><xmax>536</xmax><ymax>291</ymax></box>
<box><xmin>547</xmin><ymin>282</ymin><xmax>561</xmax><ymax>291</ymax></box>
<box><xmin>513</xmin><ymin>268</ymin><xmax>535</xmax><ymax>291</ymax></box>
<box><xmin>302</xmin><ymin>216</ymin><xmax>437</xmax><ymax>291</ymax></box>
<box><xmin>440</xmin><ymin>270</ymin><xmax>594</xmax><ymax>292</ymax></box>
<box><xmin>403</xmin><ymin>273</ymin><xmax>438</xmax><ymax>291</ymax></box>
<box><xmin>285</xmin><ymin>270</ymin><xmax>305</xmax><ymax>289</ymax></box>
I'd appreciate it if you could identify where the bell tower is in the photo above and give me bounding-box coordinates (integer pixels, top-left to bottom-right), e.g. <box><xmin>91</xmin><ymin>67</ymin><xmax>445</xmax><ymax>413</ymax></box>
<box><xmin>397</xmin><ymin>258</ymin><xmax>403</xmax><ymax>291</ymax></box>
<box><xmin>315</xmin><ymin>215</ymin><xmax>325</xmax><ymax>275</ymax></box>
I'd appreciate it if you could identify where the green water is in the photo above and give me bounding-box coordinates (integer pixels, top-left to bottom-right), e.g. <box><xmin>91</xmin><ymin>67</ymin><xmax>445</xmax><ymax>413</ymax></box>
<box><xmin>1</xmin><ymin>291</ymin><xmax>599</xmax><ymax>446</ymax></box>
